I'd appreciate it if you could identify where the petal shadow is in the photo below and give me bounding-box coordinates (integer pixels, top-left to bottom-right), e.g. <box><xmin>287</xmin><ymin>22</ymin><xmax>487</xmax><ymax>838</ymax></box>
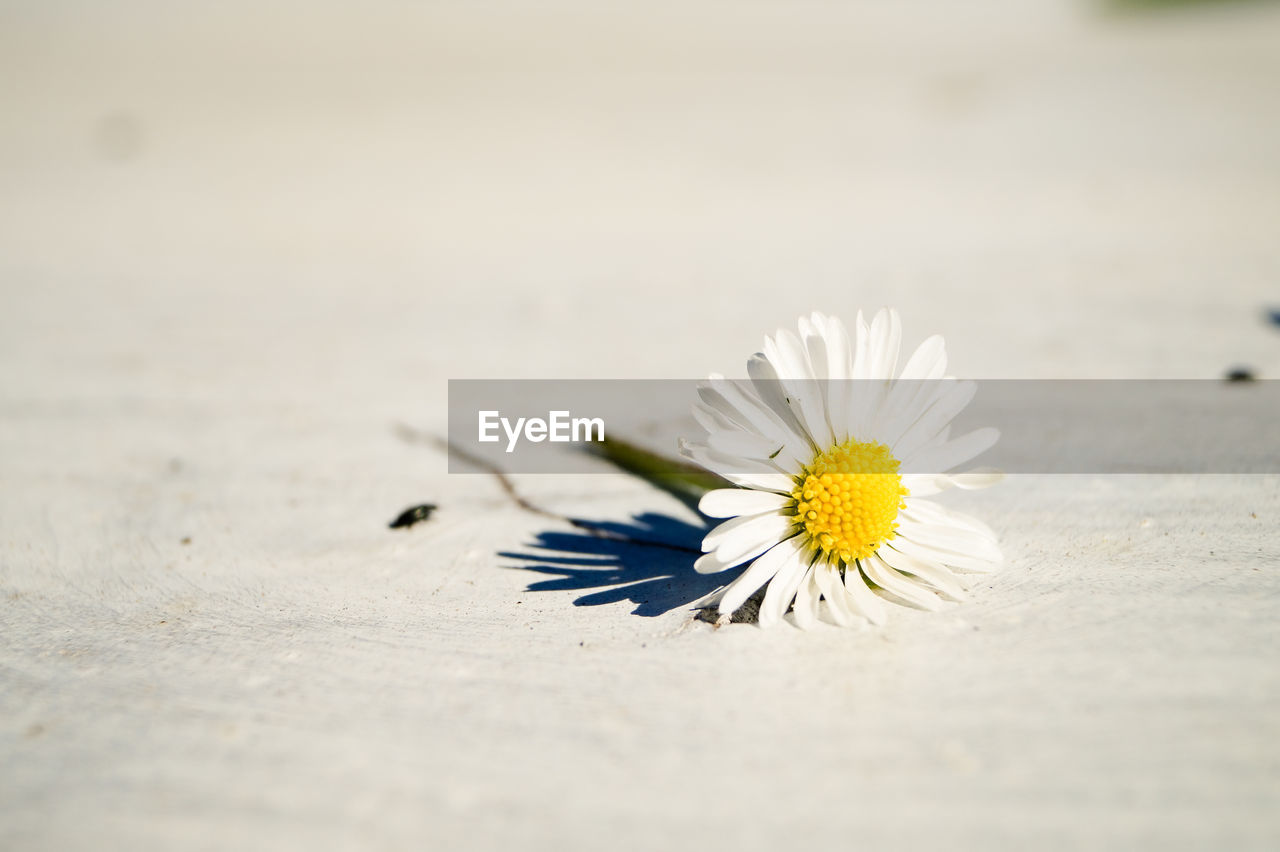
<box><xmin>500</xmin><ymin>512</ymin><xmax>726</xmax><ymax>617</ymax></box>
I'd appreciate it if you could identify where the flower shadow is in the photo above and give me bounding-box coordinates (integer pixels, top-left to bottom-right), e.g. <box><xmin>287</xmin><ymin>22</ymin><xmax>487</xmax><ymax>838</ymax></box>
<box><xmin>499</xmin><ymin>512</ymin><xmax>725</xmax><ymax>617</ymax></box>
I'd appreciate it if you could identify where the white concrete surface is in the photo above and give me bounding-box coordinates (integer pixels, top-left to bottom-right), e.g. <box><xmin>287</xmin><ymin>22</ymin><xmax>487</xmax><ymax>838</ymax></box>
<box><xmin>2</xmin><ymin>1</ymin><xmax>1279</xmax><ymax>849</ymax></box>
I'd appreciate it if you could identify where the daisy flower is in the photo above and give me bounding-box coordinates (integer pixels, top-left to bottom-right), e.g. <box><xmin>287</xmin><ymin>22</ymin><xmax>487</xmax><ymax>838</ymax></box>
<box><xmin>682</xmin><ymin>310</ymin><xmax>1003</xmax><ymax>628</ymax></box>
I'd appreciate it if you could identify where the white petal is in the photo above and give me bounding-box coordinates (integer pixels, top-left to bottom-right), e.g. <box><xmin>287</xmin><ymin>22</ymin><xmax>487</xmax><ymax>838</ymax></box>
<box><xmin>878</xmin><ymin>544</ymin><xmax>968</xmax><ymax>601</ymax></box>
<box><xmin>903</xmin><ymin>427</ymin><xmax>1000</xmax><ymax>475</ymax></box>
<box><xmin>700</xmin><ymin>511</ymin><xmax>769</xmax><ymax>552</ymax></box>
<box><xmin>698</xmin><ymin>381</ymin><xmax>779</xmax><ymax>442</ymax></box>
<box><xmin>890</xmin><ymin>534</ymin><xmax>1001</xmax><ymax>574</ymax></box>
<box><xmin>848</xmin><ymin>377</ymin><xmax>892</xmax><ymax>441</ymax></box>
<box><xmin>875</xmin><ymin>373</ymin><xmax>968</xmax><ymax>451</ymax></box>
<box><xmin>869</xmin><ymin>308</ymin><xmax>902</xmax><ymax>380</ymax></box>
<box><xmin>758</xmin><ymin>547</ymin><xmax>812</xmax><ymax>628</ymax></box>
<box><xmin>750</xmin><ymin>347</ymin><xmax>831</xmax><ymax>451</ymax></box>
<box><xmin>702</xmin><ymin>511</ymin><xmax>793</xmax><ymax>558</ymax></box>
<box><xmin>694</xmin><ymin>534</ymin><xmax>780</xmax><ymax>574</ymax></box>
<box><xmin>707</xmin><ymin>429</ymin><xmax>789</xmax><ymax>462</ymax></box>
<box><xmin>718</xmin><ymin>471</ymin><xmax>798</xmax><ymax>492</ymax></box>
<box><xmin>817</xmin><ymin>317</ymin><xmax>855</xmax><ymax>441</ymax></box>
<box><xmin>898</xmin><ymin>334</ymin><xmax>948</xmax><ymax>381</ymax></box>
<box><xmin>798</xmin><ymin>322</ymin><xmax>841</xmax><ymax>448</ymax></box>
<box><xmin>698</xmin><ymin>488</ymin><xmax>791</xmax><ymax>519</ymax></box>
<box><xmin>718</xmin><ymin>537</ymin><xmax>802</xmax><ymax>616</ymax></box>
<box><xmin>862</xmin><ymin>553</ymin><xmax>944</xmax><ymax>610</ymax></box>
<box><xmin>692</xmin><ymin>400</ymin><xmax>742</xmax><ymax>435</ymax></box>
<box><xmin>897</xmin><ymin>520</ymin><xmax>1003</xmax><ymax>564</ymax></box>
<box><xmin>843</xmin><ymin>563</ymin><xmax>888</xmax><ymax>625</ymax></box>
<box><xmin>690</xmin><ymin>585</ymin><xmax>728</xmax><ymax>609</ymax></box>
<box><xmin>769</xmin><ymin>327</ymin><xmax>816</xmax><ymax>383</ymax></box>
<box><xmin>680</xmin><ymin>442</ymin><xmax>792</xmax><ymax>485</ymax></box>
<box><xmin>815</xmin><ymin>564</ymin><xmax>858</xmax><ymax>626</ymax></box>
<box><xmin>900</xmin><ymin>469</ymin><xmax>1003</xmax><ymax>498</ymax></box>
<box><xmin>819</xmin><ymin>313</ymin><xmax>854</xmax><ymax>381</ymax></box>
<box><xmin>791</xmin><ymin>567</ymin><xmax>821</xmax><ymax>629</ymax></box>
<box><xmin>745</xmin><ymin>356</ymin><xmax>819</xmax><ymax>457</ymax></box>
<box><xmin>949</xmin><ymin>469</ymin><xmax>1005</xmax><ymax>490</ymax></box>
<box><xmin>850</xmin><ymin>310</ymin><xmax>871</xmax><ymax>379</ymax></box>
<box><xmin>900</xmin><ymin>473</ymin><xmax>947</xmax><ymax>497</ymax></box>
<box><xmin>703</xmin><ymin>378</ymin><xmax>810</xmax><ymax>461</ymax></box>
<box><xmin>845</xmin><ymin>311</ymin><xmax>896</xmax><ymax>437</ymax></box>
<box><xmin>892</xmin><ymin>379</ymin><xmax>977</xmax><ymax>462</ymax></box>
<box><xmin>800</xmin><ymin>317</ymin><xmax>828</xmax><ymax>380</ymax></box>
<box><xmin>902</xmin><ymin>498</ymin><xmax>1000</xmax><ymax>542</ymax></box>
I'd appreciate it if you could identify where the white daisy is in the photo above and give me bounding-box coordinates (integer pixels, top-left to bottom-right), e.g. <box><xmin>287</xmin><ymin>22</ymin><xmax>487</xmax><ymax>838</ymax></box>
<box><xmin>682</xmin><ymin>310</ymin><xmax>1003</xmax><ymax>628</ymax></box>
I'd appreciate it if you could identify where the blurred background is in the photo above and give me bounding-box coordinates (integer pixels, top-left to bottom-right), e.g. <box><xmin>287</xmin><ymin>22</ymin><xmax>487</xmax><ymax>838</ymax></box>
<box><xmin>3</xmin><ymin>1</ymin><xmax>1280</xmax><ymax>849</ymax></box>
<box><xmin>3</xmin><ymin>0</ymin><xmax>1279</xmax><ymax>412</ymax></box>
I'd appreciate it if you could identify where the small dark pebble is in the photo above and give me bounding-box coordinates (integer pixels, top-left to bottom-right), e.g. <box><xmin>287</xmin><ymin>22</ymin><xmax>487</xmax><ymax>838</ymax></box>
<box><xmin>1267</xmin><ymin>308</ymin><xmax>1280</xmax><ymax>327</ymax></box>
<box><xmin>1224</xmin><ymin>367</ymin><xmax>1257</xmax><ymax>383</ymax></box>
<box><xmin>389</xmin><ymin>503</ymin><xmax>437</xmax><ymax>530</ymax></box>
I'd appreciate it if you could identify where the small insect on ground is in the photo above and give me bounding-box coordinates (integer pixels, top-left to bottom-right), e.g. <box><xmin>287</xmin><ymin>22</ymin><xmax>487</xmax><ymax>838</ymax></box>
<box><xmin>389</xmin><ymin>503</ymin><xmax>437</xmax><ymax>530</ymax></box>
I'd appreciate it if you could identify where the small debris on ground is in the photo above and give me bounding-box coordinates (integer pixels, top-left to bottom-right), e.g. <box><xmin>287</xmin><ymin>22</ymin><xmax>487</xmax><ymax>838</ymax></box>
<box><xmin>389</xmin><ymin>503</ymin><xmax>437</xmax><ymax>530</ymax></box>
<box><xmin>696</xmin><ymin>589</ymin><xmax>764</xmax><ymax>626</ymax></box>
<box><xmin>1224</xmin><ymin>367</ymin><xmax>1257</xmax><ymax>383</ymax></box>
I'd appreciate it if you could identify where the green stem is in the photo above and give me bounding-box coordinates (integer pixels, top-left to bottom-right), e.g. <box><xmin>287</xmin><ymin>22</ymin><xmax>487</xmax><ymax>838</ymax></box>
<box><xmin>587</xmin><ymin>436</ymin><xmax>730</xmax><ymax>514</ymax></box>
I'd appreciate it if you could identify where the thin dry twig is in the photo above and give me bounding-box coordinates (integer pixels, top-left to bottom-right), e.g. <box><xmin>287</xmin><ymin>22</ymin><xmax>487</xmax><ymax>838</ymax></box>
<box><xmin>392</xmin><ymin>423</ymin><xmax>701</xmax><ymax>554</ymax></box>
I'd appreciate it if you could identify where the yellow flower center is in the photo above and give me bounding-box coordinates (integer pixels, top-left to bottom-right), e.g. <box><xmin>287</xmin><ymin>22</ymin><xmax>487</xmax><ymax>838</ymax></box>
<box><xmin>791</xmin><ymin>439</ymin><xmax>909</xmax><ymax>564</ymax></box>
